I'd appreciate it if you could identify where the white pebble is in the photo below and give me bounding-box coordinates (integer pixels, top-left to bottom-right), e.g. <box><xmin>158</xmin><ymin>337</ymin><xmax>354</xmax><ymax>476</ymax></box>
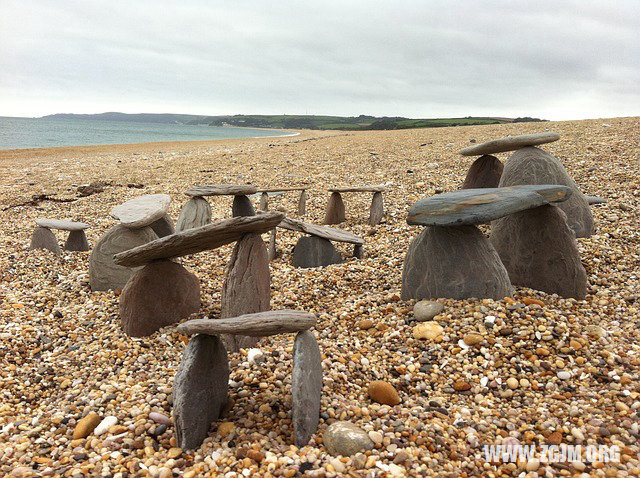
<box><xmin>557</xmin><ymin>371</ymin><xmax>572</xmax><ymax>380</ymax></box>
<box><xmin>94</xmin><ymin>416</ymin><xmax>118</xmax><ymax>436</ymax></box>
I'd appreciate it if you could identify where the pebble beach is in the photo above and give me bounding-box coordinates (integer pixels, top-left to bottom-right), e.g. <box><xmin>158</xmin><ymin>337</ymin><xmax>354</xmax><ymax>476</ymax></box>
<box><xmin>0</xmin><ymin>117</ymin><xmax>639</xmax><ymax>477</ymax></box>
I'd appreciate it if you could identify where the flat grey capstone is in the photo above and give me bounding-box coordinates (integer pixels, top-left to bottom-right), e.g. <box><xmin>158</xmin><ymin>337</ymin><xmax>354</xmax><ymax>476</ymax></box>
<box><xmin>292</xmin><ymin>330</ymin><xmax>322</xmax><ymax>447</ymax></box>
<box><xmin>292</xmin><ymin>236</ymin><xmax>343</xmax><ymax>268</ymax></box>
<box><xmin>586</xmin><ymin>195</ymin><xmax>607</xmax><ymax>205</ymax></box>
<box><xmin>407</xmin><ymin>184</ymin><xmax>572</xmax><ymax>227</ymax></box>
<box><xmin>173</xmin><ymin>334</ymin><xmax>229</xmax><ymax>450</ymax></box>
<box><xmin>257</xmin><ymin>187</ymin><xmax>308</xmax><ymax>192</ymax></box>
<box><xmin>324</xmin><ymin>421</ymin><xmax>374</xmax><ymax>456</ymax></box>
<box><xmin>329</xmin><ymin>185</ymin><xmax>385</xmax><ymax>193</ymax></box>
<box><xmin>459</xmin><ymin>132</ymin><xmax>560</xmax><ymax>156</ymax></box>
<box><xmin>113</xmin><ymin>212</ymin><xmax>283</xmax><ymax>267</ymax></box>
<box><xmin>30</xmin><ymin>226</ymin><xmax>61</xmax><ymax>255</ymax></box>
<box><xmin>186</xmin><ymin>184</ymin><xmax>257</xmax><ymax>197</ymax></box>
<box><xmin>279</xmin><ymin>217</ymin><xmax>364</xmax><ymax>245</ymax></box>
<box><xmin>176</xmin><ymin>197</ymin><xmax>212</xmax><ymax>232</ymax></box>
<box><xmin>36</xmin><ymin>219</ymin><xmax>90</xmax><ymax>231</ymax></box>
<box><xmin>177</xmin><ymin>310</ymin><xmax>317</xmax><ymax>337</ymax></box>
<box><xmin>110</xmin><ymin>194</ymin><xmax>172</xmax><ymax>228</ymax></box>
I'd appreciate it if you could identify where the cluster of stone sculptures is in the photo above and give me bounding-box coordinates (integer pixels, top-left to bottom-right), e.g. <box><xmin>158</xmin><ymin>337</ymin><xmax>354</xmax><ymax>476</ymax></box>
<box><xmin>29</xmin><ymin>219</ymin><xmax>90</xmax><ymax>254</ymax></box>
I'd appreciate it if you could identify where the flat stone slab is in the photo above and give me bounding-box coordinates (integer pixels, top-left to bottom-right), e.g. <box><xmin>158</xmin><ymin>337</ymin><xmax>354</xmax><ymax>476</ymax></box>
<box><xmin>407</xmin><ymin>185</ymin><xmax>572</xmax><ymax>227</ymax></box>
<box><xmin>586</xmin><ymin>195</ymin><xmax>607</xmax><ymax>205</ymax></box>
<box><xmin>113</xmin><ymin>212</ymin><xmax>283</xmax><ymax>267</ymax></box>
<box><xmin>279</xmin><ymin>217</ymin><xmax>364</xmax><ymax>245</ymax></box>
<box><xmin>186</xmin><ymin>184</ymin><xmax>257</xmax><ymax>197</ymax></box>
<box><xmin>257</xmin><ymin>187</ymin><xmax>308</xmax><ymax>192</ymax></box>
<box><xmin>36</xmin><ymin>219</ymin><xmax>89</xmax><ymax>231</ymax></box>
<box><xmin>329</xmin><ymin>185</ymin><xmax>384</xmax><ymax>193</ymax></box>
<box><xmin>459</xmin><ymin>132</ymin><xmax>560</xmax><ymax>156</ymax></box>
<box><xmin>110</xmin><ymin>194</ymin><xmax>171</xmax><ymax>228</ymax></box>
<box><xmin>177</xmin><ymin>310</ymin><xmax>317</xmax><ymax>337</ymax></box>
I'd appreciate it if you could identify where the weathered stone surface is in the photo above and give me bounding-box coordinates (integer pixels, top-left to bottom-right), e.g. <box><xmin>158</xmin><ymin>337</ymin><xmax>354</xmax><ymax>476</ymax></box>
<box><xmin>176</xmin><ymin>197</ymin><xmax>212</xmax><ymax>232</ymax></box>
<box><xmin>324</xmin><ymin>421</ymin><xmax>374</xmax><ymax>456</ymax></box>
<box><xmin>89</xmin><ymin>225</ymin><xmax>158</xmax><ymax>291</ymax></box>
<box><xmin>110</xmin><ymin>194</ymin><xmax>171</xmax><ymax>228</ymax></box>
<box><xmin>459</xmin><ymin>132</ymin><xmax>560</xmax><ymax>156</ymax></box>
<box><xmin>149</xmin><ymin>214</ymin><xmax>175</xmax><ymax>238</ymax></box>
<box><xmin>280</xmin><ymin>217</ymin><xmax>364</xmax><ymax>244</ymax></box>
<box><xmin>368</xmin><ymin>191</ymin><xmax>384</xmax><ymax>225</ymax></box>
<box><xmin>499</xmin><ymin>146</ymin><xmax>594</xmax><ymax>237</ymax></box>
<box><xmin>178</xmin><ymin>310</ymin><xmax>316</xmax><ymax>336</ymax></box>
<box><xmin>173</xmin><ymin>334</ymin><xmax>229</xmax><ymax>450</ymax></box>
<box><xmin>231</xmin><ymin>195</ymin><xmax>256</xmax><ymax>217</ymax></box>
<box><xmin>36</xmin><ymin>219</ymin><xmax>89</xmax><ymax>231</ymax></box>
<box><xmin>292</xmin><ymin>330</ymin><xmax>322</xmax><ymax>447</ymax></box>
<box><xmin>113</xmin><ymin>213</ymin><xmax>283</xmax><ymax>267</ymax></box>
<box><xmin>329</xmin><ymin>186</ymin><xmax>385</xmax><ymax>193</ymax></box>
<box><xmin>292</xmin><ymin>236</ymin><xmax>343</xmax><ymax>268</ymax></box>
<box><xmin>401</xmin><ymin>225</ymin><xmax>512</xmax><ymax>300</ymax></box>
<box><xmin>491</xmin><ymin>205</ymin><xmax>587</xmax><ymax>299</ymax></box>
<box><xmin>64</xmin><ymin>230</ymin><xmax>89</xmax><ymax>251</ymax></box>
<box><xmin>259</xmin><ymin>192</ymin><xmax>269</xmax><ymax>211</ymax></box>
<box><xmin>258</xmin><ymin>187</ymin><xmax>308</xmax><ymax>192</ymax></box>
<box><xmin>413</xmin><ymin>300</ymin><xmax>444</xmax><ymax>321</ymax></box>
<box><xmin>298</xmin><ymin>189</ymin><xmax>307</xmax><ymax>215</ymax></box>
<box><xmin>268</xmin><ymin>229</ymin><xmax>278</xmax><ymax>260</ymax></box>
<box><xmin>586</xmin><ymin>195</ymin><xmax>607</xmax><ymax>205</ymax></box>
<box><xmin>407</xmin><ymin>185</ymin><xmax>572</xmax><ymax>227</ymax></box>
<box><xmin>186</xmin><ymin>184</ymin><xmax>257</xmax><ymax>197</ymax></box>
<box><xmin>461</xmin><ymin>155</ymin><xmax>504</xmax><ymax>189</ymax></box>
<box><xmin>323</xmin><ymin>192</ymin><xmax>346</xmax><ymax>224</ymax></box>
<box><xmin>30</xmin><ymin>227</ymin><xmax>61</xmax><ymax>254</ymax></box>
<box><xmin>120</xmin><ymin>260</ymin><xmax>200</xmax><ymax>337</ymax></box>
<box><xmin>220</xmin><ymin>233</ymin><xmax>271</xmax><ymax>352</ymax></box>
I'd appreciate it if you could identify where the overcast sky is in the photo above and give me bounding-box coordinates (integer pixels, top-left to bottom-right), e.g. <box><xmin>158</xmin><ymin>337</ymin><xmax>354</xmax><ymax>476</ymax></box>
<box><xmin>1</xmin><ymin>0</ymin><xmax>638</xmax><ymax>120</ymax></box>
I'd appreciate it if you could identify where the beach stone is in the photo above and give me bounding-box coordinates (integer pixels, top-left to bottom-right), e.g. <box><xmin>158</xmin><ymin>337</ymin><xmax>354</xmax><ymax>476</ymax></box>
<box><xmin>324</xmin><ymin>421</ymin><xmax>374</xmax><ymax>457</ymax></box>
<box><xmin>220</xmin><ymin>233</ymin><xmax>271</xmax><ymax>352</ymax></box>
<box><xmin>491</xmin><ymin>204</ymin><xmax>587</xmax><ymax>299</ymax></box>
<box><xmin>120</xmin><ymin>259</ymin><xmax>200</xmax><ymax>337</ymax></box>
<box><xmin>110</xmin><ymin>193</ymin><xmax>171</xmax><ymax>228</ymax></box>
<box><xmin>73</xmin><ymin>412</ymin><xmax>101</xmax><ymax>439</ymax></box>
<box><xmin>586</xmin><ymin>195</ymin><xmax>607</xmax><ymax>205</ymax></box>
<box><xmin>368</xmin><ymin>381</ymin><xmax>401</xmax><ymax>406</ymax></box>
<box><xmin>413</xmin><ymin>300</ymin><xmax>444</xmax><ymax>321</ymax></box>
<box><xmin>461</xmin><ymin>155</ymin><xmax>503</xmax><ymax>189</ymax></box>
<box><xmin>329</xmin><ymin>186</ymin><xmax>385</xmax><ymax>193</ymax></box>
<box><xmin>30</xmin><ymin>226</ymin><xmax>61</xmax><ymax>254</ymax></box>
<box><xmin>459</xmin><ymin>132</ymin><xmax>560</xmax><ymax>156</ymax></box>
<box><xmin>36</xmin><ymin>218</ymin><xmax>89</xmax><ymax>231</ymax></box>
<box><xmin>407</xmin><ymin>184</ymin><xmax>572</xmax><ymax>226</ymax></box>
<box><xmin>178</xmin><ymin>310</ymin><xmax>316</xmax><ymax>336</ymax></box>
<box><xmin>292</xmin><ymin>236</ymin><xmax>343</xmax><ymax>268</ymax></box>
<box><xmin>499</xmin><ymin>146</ymin><xmax>594</xmax><ymax>237</ymax></box>
<box><xmin>259</xmin><ymin>192</ymin><xmax>269</xmax><ymax>211</ymax></box>
<box><xmin>94</xmin><ymin>416</ymin><xmax>118</xmax><ymax>436</ymax></box>
<box><xmin>298</xmin><ymin>189</ymin><xmax>307</xmax><ymax>215</ymax></box>
<box><xmin>324</xmin><ymin>192</ymin><xmax>346</xmax><ymax>224</ymax></box>
<box><xmin>279</xmin><ymin>216</ymin><xmax>364</xmax><ymax>244</ymax></box>
<box><xmin>176</xmin><ymin>197</ymin><xmax>212</xmax><ymax>232</ymax></box>
<box><xmin>353</xmin><ymin>244</ymin><xmax>364</xmax><ymax>259</ymax></box>
<box><xmin>368</xmin><ymin>191</ymin><xmax>384</xmax><ymax>225</ymax></box>
<box><xmin>292</xmin><ymin>330</ymin><xmax>323</xmax><ymax>447</ymax></box>
<box><xmin>149</xmin><ymin>412</ymin><xmax>171</xmax><ymax>425</ymax></box>
<box><xmin>402</xmin><ymin>225</ymin><xmax>512</xmax><ymax>300</ymax></box>
<box><xmin>186</xmin><ymin>184</ymin><xmax>257</xmax><ymax>197</ymax></box>
<box><xmin>64</xmin><ymin>230</ymin><xmax>90</xmax><ymax>251</ymax></box>
<box><xmin>173</xmin><ymin>334</ymin><xmax>229</xmax><ymax>450</ymax></box>
<box><xmin>149</xmin><ymin>214</ymin><xmax>175</xmax><ymax>238</ymax></box>
<box><xmin>413</xmin><ymin>321</ymin><xmax>443</xmax><ymax>340</ymax></box>
<box><xmin>89</xmin><ymin>225</ymin><xmax>158</xmax><ymax>291</ymax></box>
<box><xmin>232</xmin><ymin>195</ymin><xmax>256</xmax><ymax>217</ymax></box>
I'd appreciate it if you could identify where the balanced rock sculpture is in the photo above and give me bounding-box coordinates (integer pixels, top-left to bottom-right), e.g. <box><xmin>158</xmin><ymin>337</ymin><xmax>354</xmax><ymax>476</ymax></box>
<box><xmin>256</xmin><ymin>187</ymin><xmax>308</xmax><ymax>215</ymax></box>
<box><xmin>459</xmin><ymin>132</ymin><xmax>560</xmax><ymax>157</ymax></box>
<box><xmin>30</xmin><ymin>219</ymin><xmax>91</xmax><ymax>254</ymax></box>
<box><xmin>324</xmin><ymin>186</ymin><xmax>385</xmax><ymax>226</ymax></box>
<box><xmin>175</xmin><ymin>310</ymin><xmax>321</xmax><ymax>449</ymax></box>
<box><xmin>402</xmin><ymin>185</ymin><xmax>572</xmax><ymax>300</ymax></box>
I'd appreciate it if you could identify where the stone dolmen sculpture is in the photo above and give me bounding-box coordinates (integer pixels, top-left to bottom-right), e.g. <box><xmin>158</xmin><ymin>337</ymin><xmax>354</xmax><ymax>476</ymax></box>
<box><xmin>30</xmin><ymin>219</ymin><xmax>90</xmax><ymax>254</ymax></box>
<box><xmin>324</xmin><ymin>185</ymin><xmax>385</xmax><ymax>226</ymax></box>
<box><xmin>402</xmin><ymin>185</ymin><xmax>573</xmax><ymax>300</ymax></box>
<box><xmin>176</xmin><ymin>184</ymin><xmax>257</xmax><ymax>232</ymax></box>
<box><xmin>274</xmin><ymin>216</ymin><xmax>365</xmax><ymax>267</ymax></box>
<box><xmin>89</xmin><ymin>194</ymin><xmax>171</xmax><ymax>291</ymax></box>
<box><xmin>460</xmin><ymin>132</ymin><xmax>594</xmax><ymax>237</ymax></box>
<box><xmin>113</xmin><ymin>212</ymin><xmax>283</xmax><ymax>339</ymax></box>
<box><xmin>256</xmin><ymin>186</ymin><xmax>308</xmax><ymax>215</ymax></box>
<box><xmin>174</xmin><ymin>310</ymin><xmax>321</xmax><ymax>450</ymax></box>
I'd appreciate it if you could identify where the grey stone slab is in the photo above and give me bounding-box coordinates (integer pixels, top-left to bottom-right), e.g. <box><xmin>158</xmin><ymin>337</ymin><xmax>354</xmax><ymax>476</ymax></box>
<box><xmin>461</xmin><ymin>155</ymin><xmax>503</xmax><ymax>189</ymax></box>
<box><xmin>368</xmin><ymin>191</ymin><xmax>384</xmax><ymax>225</ymax></box>
<box><xmin>36</xmin><ymin>219</ymin><xmax>89</xmax><ymax>231</ymax></box>
<box><xmin>113</xmin><ymin>212</ymin><xmax>283</xmax><ymax>267</ymax></box>
<box><xmin>149</xmin><ymin>214</ymin><xmax>175</xmax><ymax>238</ymax></box>
<box><xmin>292</xmin><ymin>236</ymin><xmax>343</xmax><ymax>268</ymax></box>
<box><xmin>186</xmin><ymin>184</ymin><xmax>257</xmax><ymax>197</ymax></box>
<box><xmin>292</xmin><ymin>330</ymin><xmax>322</xmax><ymax>447</ymax></box>
<box><xmin>231</xmin><ymin>194</ymin><xmax>256</xmax><ymax>217</ymax></box>
<box><xmin>586</xmin><ymin>195</ymin><xmax>607</xmax><ymax>205</ymax></box>
<box><xmin>64</xmin><ymin>230</ymin><xmax>89</xmax><ymax>251</ymax></box>
<box><xmin>329</xmin><ymin>186</ymin><xmax>385</xmax><ymax>193</ymax></box>
<box><xmin>407</xmin><ymin>184</ymin><xmax>572</xmax><ymax>226</ymax></box>
<box><xmin>176</xmin><ymin>197</ymin><xmax>212</xmax><ymax>232</ymax></box>
<box><xmin>30</xmin><ymin>226</ymin><xmax>61</xmax><ymax>255</ymax></box>
<box><xmin>177</xmin><ymin>310</ymin><xmax>316</xmax><ymax>337</ymax></box>
<box><xmin>323</xmin><ymin>192</ymin><xmax>345</xmax><ymax>224</ymax></box>
<box><xmin>110</xmin><ymin>194</ymin><xmax>171</xmax><ymax>228</ymax></box>
<box><xmin>279</xmin><ymin>217</ymin><xmax>364</xmax><ymax>245</ymax></box>
<box><xmin>459</xmin><ymin>132</ymin><xmax>560</xmax><ymax>156</ymax></box>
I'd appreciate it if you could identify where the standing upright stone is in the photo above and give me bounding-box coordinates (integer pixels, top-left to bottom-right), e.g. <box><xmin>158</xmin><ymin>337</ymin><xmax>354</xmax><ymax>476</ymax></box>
<box><xmin>491</xmin><ymin>205</ymin><xmax>588</xmax><ymax>299</ymax></box>
<box><xmin>64</xmin><ymin>230</ymin><xmax>90</xmax><ymax>251</ymax></box>
<box><xmin>292</xmin><ymin>236</ymin><xmax>343</xmax><ymax>268</ymax></box>
<box><xmin>368</xmin><ymin>191</ymin><xmax>384</xmax><ymax>225</ymax></box>
<box><xmin>220</xmin><ymin>233</ymin><xmax>271</xmax><ymax>352</ymax></box>
<box><xmin>260</xmin><ymin>192</ymin><xmax>269</xmax><ymax>211</ymax></box>
<box><xmin>30</xmin><ymin>227</ymin><xmax>61</xmax><ymax>255</ymax></box>
<box><xmin>499</xmin><ymin>146</ymin><xmax>594</xmax><ymax>237</ymax></box>
<box><xmin>173</xmin><ymin>334</ymin><xmax>229</xmax><ymax>450</ymax></box>
<box><xmin>297</xmin><ymin>190</ymin><xmax>307</xmax><ymax>215</ymax></box>
<box><xmin>232</xmin><ymin>195</ymin><xmax>256</xmax><ymax>217</ymax></box>
<box><xmin>176</xmin><ymin>197</ymin><xmax>212</xmax><ymax>232</ymax></box>
<box><xmin>292</xmin><ymin>330</ymin><xmax>322</xmax><ymax>447</ymax></box>
<box><xmin>462</xmin><ymin>155</ymin><xmax>504</xmax><ymax>189</ymax></box>
<box><xmin>149</xmin><ymin>214</ymin><xmax>175</xmax><ymax>238</ymax></box>
<box><xmin>324</xmin><ymin>192</ymin><xmax>345</xmax><ymax>224</ymax></box>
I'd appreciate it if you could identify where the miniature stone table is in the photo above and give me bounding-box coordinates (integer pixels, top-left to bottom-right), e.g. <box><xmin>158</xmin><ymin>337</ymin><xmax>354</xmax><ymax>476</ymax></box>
<box><xmin>30</xmin><ymin>219</ymin><xmax>90</xmax><ymax>254</ymax></box>
<box><xmin>176</xmin><ymin>184</ymin><xmax>258</xmax><ymax>232</ymax></box>
<box><xmin>113</xmin><ymin>212</ymin><xmax>284</xmax><ymax>345</ymax></box>
<box><xmin>273</xmin><ymin>216</ymin><xmax>365</xmax><ymax>267</ymax></box>
<box><xmin>173</xmin><ymin>310</ymin><xmax>321</xmax><ymax>450</ymax></box>
<box><xmin>402</xmin><ymin>184</ymin><xmax>574</xmax><ymax>300</ymax></box>
<box><xmin>324</xmin><ymin>185</ymin><xmax>385</xmax><ymax>226</ymax></box>
<box><xmin>255</xmin><ymin>186</ymin><xmax>309</xmax><ymax>215</ymax></box>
